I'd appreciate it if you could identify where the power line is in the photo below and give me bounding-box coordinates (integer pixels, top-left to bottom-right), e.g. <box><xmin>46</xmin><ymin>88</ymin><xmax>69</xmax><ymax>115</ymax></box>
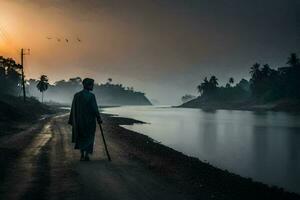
<box><xmin>21</xmin><ymin>48</ymin><xmax>30</xmax><ymax>102</ymax></box>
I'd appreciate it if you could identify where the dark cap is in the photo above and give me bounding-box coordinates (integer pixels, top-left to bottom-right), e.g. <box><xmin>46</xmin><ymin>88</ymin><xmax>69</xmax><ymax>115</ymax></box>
<box><xmin>82</xmin><ymin>78</ymin><xmax>94</xmax><ymax>89</ymax></box>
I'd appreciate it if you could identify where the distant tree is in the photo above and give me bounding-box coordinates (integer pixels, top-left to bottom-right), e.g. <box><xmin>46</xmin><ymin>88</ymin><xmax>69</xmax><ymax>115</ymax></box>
<box><xmin>69</xmin><ymin>77</ymin><xmax>82</xmax><ymax>84</ymax></box>
<box><xmin>36</xmin><ymin>75</ymin><xmax>49</xmax><ymax>103</ymax></box>
<box><xmin>24</xmin><ymin>75</ymin><xmax>152</xmax><ymax>105</ymax></box>
<box><xmin>27</xmin><ymin>79</ymin><xmax>39</xmax><ymax>96</ymax></box>
<box><xmin>229</xmin><ymin>77</ymin><xmax>234</xmax><ymax>85</ymax></box>
<box><xmin>226</xmin><ymin>77</ymin><xmax>234</xmax><ymax>88</ymax></box>
<box><xmin>197</xmin><ymin>76</ymin><xmax>218</xmax><ymax>96</ymax></box>
<box><xmin>284</xmin><ymin>53</ymin><xmax>300</xmax><ymax>98</ymax></box>
<box><xmin>249</xmin><ymin>63</ymin><xmax>263</xmax><ymax>98</ymax></box>
<box><xmin>188</xmin><ymin>53</ymin><xmax>300</xmax><ymax>106</ymax></box>
<box><xmin>261</xmin><ymin>64</ymin><xmax>272</xmax><ymax>77</ymax></box>
<box><xmin>107</xmin><ymin>78</ymin><xmax>112</xmax><ymax>84</ymax></box>
<box><xmin>0</xmin><ymin>56</ymin><xmax>6</xmax><ymax>94</ymax></box>
<box><xmin>250</xmin><ymin>63</ymin><xmax>261</xmax><ymax>79</ymax></box>
<box><xmin>287</xmin><ymin>53</ymin><xmax>300</xmax><ymax>67</ymax></box>
<box><xmin>236</xmin><ymin>79</ymin><xmax>250</xmax><ymax>91</ymax></box>
<box><xmin>209</xmin><ymin>76</ymin><xmax>219</xmax><ymax>89</ymax></box>
<box><xmin>0</xmin><ymin>56</ymin><xmax>5</xmax><ymax>75</ymax></box>
<box><xmin>197</xmin><ymin>77</ymin><xmax>209</xmax><ymax>95</ymax></box>
<box><xmin>0</xmin><ymin>56</ymin><xmax>22</xmax><ymax>96</ymax></box>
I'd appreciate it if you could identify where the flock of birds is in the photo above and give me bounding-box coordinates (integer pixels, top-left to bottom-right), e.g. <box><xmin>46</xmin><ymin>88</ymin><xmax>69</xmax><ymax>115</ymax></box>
<box><xmin>1</xmin><ymin>21</ymin><xmax>82</xmax><ymax>45</ymax></box>
<box><xmin>46</xmin><ymin>36</ymin><xmax>82</xmax><ymax>43</ymax></box>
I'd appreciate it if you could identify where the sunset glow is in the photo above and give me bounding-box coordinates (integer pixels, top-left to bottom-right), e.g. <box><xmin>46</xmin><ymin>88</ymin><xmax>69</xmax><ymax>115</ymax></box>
<box><xmin>0</xmin><ymin>0</ymin><xmax>298</xmax><ymax>104</ymax></box>
<box><xmin>1</xmin><ymin>1</ymin><xmax>300</xmax><ymax>199</ymax></box>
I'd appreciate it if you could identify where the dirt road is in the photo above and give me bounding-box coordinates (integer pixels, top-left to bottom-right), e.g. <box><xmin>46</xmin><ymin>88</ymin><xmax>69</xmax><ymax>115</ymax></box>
<box><xmin>1</xmin><ymin>113</ymin><xmax>299</xmax><ymax>200</ymax></box>
<box><xmin>0</xmin><ymin>114</ymin><xmax>188</xmax><ymax>200</ymax></box>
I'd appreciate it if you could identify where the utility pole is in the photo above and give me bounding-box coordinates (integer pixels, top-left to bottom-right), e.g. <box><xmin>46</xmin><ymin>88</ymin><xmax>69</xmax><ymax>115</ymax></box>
<box><xmin>21</xmin><ymin>48</ymin><xmax>30</xmax><ymax>102</ymax></box>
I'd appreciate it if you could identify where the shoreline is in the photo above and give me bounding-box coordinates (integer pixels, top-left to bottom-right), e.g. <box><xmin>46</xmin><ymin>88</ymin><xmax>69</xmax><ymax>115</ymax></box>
<box><xmin>102</xmin><ymin>113</ymin><xmax>300</xmax><ymax>199</ymax></box>
<box><xmin>1</xmin><ymin>110</ymin><xmax>299</xmax><ymax>199</ymax></box>
<box><xmin>176</xmin><ymin>104</ymin><xmax>300</xmax><ymax>113</ymax></box>
<box><xmin>177</xmin><ymin>99</ymin><xmax>300</xmax><ymax>113</ymax></box>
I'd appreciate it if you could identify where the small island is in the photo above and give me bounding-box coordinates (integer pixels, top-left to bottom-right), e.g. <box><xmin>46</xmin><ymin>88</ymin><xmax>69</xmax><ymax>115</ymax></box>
<box><xmin>180</xmin><ymin>53</ymin><xmax>300</xmax><ymax>112</ymax></box>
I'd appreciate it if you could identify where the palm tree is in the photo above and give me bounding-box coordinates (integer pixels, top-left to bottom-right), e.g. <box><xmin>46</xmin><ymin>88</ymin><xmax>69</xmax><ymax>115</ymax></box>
<box><xmin>197</xmin><ymin>84</ymin><xmax>204</xmax><ymax>94</ymax></box>
<box><xmin>287</xmin><ymin>53</ymin><xmax>300</xmax><ymax>67</ymax></box>
<box><xmin>36</xmin><ymin>75</ymin><xmax>49</xmax><ymax>103</ymax></box>
<box><xmin>250</xmin><ymin>63</ymin><xmax>261</xmax><ymax>79</ymax></box>
<box><xmin>197</xmin><ymin>77</ymin><xmax>209</xmax><ymax>95</ymax></box>
<box><xmin>209</xmin><ymin>76</ymin><xmax>219</xmax><ymax>88</ymax></box>
<box><xmin>229</xmin><ymin>77</ymin><xmax>234</xmax><ymax>85</ymax></box>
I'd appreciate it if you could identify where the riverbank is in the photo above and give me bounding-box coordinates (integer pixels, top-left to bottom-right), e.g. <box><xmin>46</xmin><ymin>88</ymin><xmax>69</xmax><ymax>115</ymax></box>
<box><xmin>179</xmin><ymin>97</ymin><xmax>300</xmax><ymax>112</ymax></box>
<box><xmin>1</xmin><ymin>111</ymin><xmax>299</xmax><ymax>199</ymax></box>
<box><xmin>101</xmin><ymin>113</ymin><xmax>300</xmax><ymax>199</ymax></box>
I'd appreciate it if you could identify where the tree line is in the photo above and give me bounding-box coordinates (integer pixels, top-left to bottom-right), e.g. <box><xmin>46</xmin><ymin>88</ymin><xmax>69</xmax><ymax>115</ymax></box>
<box><xmin>0</xmin><ymin>55</ymin><xmax>151</xmax><ymax>105</ymax></box>
<box><xmin>0</xmin><ymin>56</ymin><xmax>50</xmax><ymax>101</ymax></box>
<box><xmin>28</xmin><ymin>77</ymin><xmax>151</xmax><ymax>105</ymax></box>
<box><xmin>184</xmin><ymin>53</ymin><xmax>300</xmax><ymax>105</ymax></box>
<box><xmin>0</xmin><ymin>56</ymin><xmax>22</xmax><ymax>96</ymax></box>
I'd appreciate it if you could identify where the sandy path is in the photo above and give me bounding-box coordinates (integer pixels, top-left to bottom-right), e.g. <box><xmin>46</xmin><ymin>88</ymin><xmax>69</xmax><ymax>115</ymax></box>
<box><xmin>0</xmin><ymin>114</ymin><xmax>188</xmax><ymax>200</ymax></box>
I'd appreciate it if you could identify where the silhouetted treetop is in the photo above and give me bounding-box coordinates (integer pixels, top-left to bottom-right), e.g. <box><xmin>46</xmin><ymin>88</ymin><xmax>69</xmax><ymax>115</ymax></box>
<box><xmin>185</xmin><ymin>53</ymin><xmax>300</xmax><ymax>108</ymax></box>
<box><xmin>287</xmin><ymin>53</ymin><xmax>300</xmax><ymax>67</ymax></box>
<box><xmin>0</xmin><ymin>56</ymin><xmax>22</xmax><ymax>96</ymax></box>
<box><xmin>27</xmin><ymin>77</ymin><xmax>151</xmax><ymax>106</ymax></box>
<box><xmin>36</xmin><ymin>75</ymin><xmax>49</xmax><ymax>103</ymax></box>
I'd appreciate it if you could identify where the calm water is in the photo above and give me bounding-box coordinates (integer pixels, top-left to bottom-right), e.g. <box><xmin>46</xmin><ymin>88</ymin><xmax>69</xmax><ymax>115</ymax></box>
<box><xmin>103</xmin><ymin>106</ymin><xmax>300</xmax><ymax>194</ymax></box>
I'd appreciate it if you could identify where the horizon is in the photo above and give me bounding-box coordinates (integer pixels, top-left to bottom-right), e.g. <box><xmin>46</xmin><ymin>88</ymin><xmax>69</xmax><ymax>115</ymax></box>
<box><xmin>0</xmin><ymin>0</ymin><xmax>299</xmax><ymax>104</ymax></box>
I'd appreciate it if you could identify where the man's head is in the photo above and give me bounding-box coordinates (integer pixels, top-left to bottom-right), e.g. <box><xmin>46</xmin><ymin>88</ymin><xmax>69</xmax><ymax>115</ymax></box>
<box><xmin>82</xmin><ymin>78</ymin><xmax>94</xmax><ymax>91</ymax></box>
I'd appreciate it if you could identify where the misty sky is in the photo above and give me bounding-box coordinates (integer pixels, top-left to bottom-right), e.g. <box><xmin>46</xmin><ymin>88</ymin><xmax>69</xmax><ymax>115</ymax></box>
<box><xmin>0</xmin><ymin>0</ymin><xmax>299</xmax><ymax>104</ymax></box>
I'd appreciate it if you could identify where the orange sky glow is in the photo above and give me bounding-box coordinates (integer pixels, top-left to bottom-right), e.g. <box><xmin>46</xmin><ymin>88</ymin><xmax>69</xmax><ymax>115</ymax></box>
<box><xmin>0</xmin><ymin>1</ymin><xmax>128</xmax><ymax>83</ymax></box>
<box><xmin>0</xmin><ymin>0</ymin><xmax>298</xmax><ymax>104</ymax></box>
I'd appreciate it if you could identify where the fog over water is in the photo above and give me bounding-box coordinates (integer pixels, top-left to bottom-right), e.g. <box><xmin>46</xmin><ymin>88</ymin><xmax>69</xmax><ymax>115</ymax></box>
<box><xmin>103</xmin><ymin>106</ymin><xmax>300</xmax><ymax>194</ymax></box>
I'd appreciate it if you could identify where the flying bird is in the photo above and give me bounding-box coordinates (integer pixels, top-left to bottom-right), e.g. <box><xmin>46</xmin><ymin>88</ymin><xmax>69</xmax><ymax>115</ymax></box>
<box><xmin>46</xmin><ymin>36</ymin><xmax>82</xmax><ymax>44</ymax></box>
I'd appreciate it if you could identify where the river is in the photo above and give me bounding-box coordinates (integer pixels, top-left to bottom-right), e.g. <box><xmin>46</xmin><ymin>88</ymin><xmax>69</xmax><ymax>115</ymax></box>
<box><xmin>103</xmin><ymin>106</ymin><xmax>300</xmax><ymax>194</ymax></box>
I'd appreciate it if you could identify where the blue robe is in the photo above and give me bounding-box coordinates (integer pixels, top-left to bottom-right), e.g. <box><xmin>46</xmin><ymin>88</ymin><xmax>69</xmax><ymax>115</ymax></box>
<box><xmin>68</xmin><ymin>89</ymin><xmax>101</xmax><ymax>153</ymax></box>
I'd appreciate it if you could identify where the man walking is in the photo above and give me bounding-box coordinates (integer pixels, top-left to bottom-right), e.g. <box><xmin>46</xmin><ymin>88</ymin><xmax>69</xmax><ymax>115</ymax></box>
<box><xmin>68</xmin><ymin>78</ymin><xmax>102</xmax><ymax>161</ymax></box>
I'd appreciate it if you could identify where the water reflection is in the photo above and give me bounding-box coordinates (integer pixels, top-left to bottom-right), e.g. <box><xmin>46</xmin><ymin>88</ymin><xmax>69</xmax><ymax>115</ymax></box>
<box><xmin>103</xmin><ymin>106</ymin><xmax>300</xmax><ymax>194</ymax></box>
<box><xmin>287</xmin><ymin>127</ymin><xmax>300</xmax><ymax>192</ymax></box>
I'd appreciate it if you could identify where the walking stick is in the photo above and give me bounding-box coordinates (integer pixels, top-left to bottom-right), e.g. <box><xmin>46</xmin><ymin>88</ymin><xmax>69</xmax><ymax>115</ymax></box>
<box><xmin>99</xmin><ymin>123</ymin><xmax>111</xmax><ymax>161</ymax></box>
